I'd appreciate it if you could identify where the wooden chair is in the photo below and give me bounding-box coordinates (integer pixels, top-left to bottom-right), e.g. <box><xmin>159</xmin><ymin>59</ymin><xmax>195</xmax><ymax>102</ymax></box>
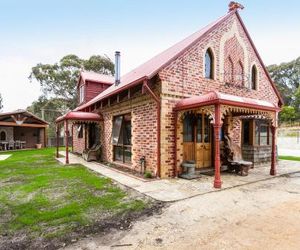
<box><xmin>15</xmin><ymin>140</ymin><xmax>21</xmax><ymax>149</ymax></box>
<box><xmin>224</xmin><ymin>134</ymin><xmax>252</xmax><ymax>176</ymax></box>
<box><xmin>82</xmin><ymin>144</ymin><xmax>101</xmax><ymax>162</ymax></box>
<box><xmin>8</xmin><ymin>140</ymin><xmax>15</xmax><ymax>150</ymax></box>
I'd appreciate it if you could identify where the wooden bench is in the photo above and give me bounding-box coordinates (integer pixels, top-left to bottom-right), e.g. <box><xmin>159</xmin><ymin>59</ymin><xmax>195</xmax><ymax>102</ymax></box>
<box><xmin>228</xmin><ymin>160</ymin><xmax>252</xmax><ymax>176</ymax></box>
<box><xmin>82</xmin><ymin>144</ymin><xmax>101</xmax><ymax>162</ymax></box>
<box><xmin>224</xmin><ymin>134</ymin><xmax>253</xmax><ymax>177</ymax></box>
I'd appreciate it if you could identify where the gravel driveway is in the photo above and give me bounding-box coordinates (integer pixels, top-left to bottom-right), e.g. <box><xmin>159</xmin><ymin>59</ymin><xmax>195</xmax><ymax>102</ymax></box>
<box><xmin>64</xmin><ymin>172</ymin><xmax>300</xmax><ymax>250</ymax></box>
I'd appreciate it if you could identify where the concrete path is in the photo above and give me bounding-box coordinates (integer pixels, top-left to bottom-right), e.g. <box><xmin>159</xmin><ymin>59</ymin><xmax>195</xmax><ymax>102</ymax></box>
<box><xmin>57</xmin><ymin>152</ymin><xmax>300</xmax><ymax>202</ymax></box>
<box><xmin>0</xmin><ymin>154</ymin><xmax>11</xmax><ymax>161</ymax></box>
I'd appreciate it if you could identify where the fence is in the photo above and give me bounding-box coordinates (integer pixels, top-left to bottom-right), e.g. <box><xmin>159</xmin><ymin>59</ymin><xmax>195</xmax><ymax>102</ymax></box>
<box><xmin>47</xmin><ymin>136</ymin><xmax>72</xmax><ymax>147</ymax></box>
<box><xmin>277</xmin><ymin>129</ymin><xmax>300</xmax><ymax>150</ymax></box>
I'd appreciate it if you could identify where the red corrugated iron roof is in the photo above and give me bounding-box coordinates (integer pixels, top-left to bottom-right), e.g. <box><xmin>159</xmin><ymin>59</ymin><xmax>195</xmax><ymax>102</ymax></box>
<box><xmin>78</xmin><ymin>71</ymin><xmax>114</xmax><ymax>86</ymax></box>
<box><xmin>75</xmin><ymin>9</ymin><xmax>283</xmax><ymax>111</ymax></box>
<box><xmin>175</xmin><ymin>91</ymin><xmax>280</xmax><ymax>112</ymax></box>
<box><xmin>56</xmin><ymin>111</ymin><xmax>101</xmax><ymax>123</ymax></box>
<box><xmin>76</xmin><ymin>11</ymin><xmax>234</xmax><ymax>111</ymax></box>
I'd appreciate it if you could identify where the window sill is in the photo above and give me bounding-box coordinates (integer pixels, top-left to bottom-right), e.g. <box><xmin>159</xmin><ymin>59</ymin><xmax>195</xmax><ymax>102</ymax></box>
<box><xmin>113</xmin><ymin>161</ymin><xmax>132</xmax><ymax>168</ymax></box>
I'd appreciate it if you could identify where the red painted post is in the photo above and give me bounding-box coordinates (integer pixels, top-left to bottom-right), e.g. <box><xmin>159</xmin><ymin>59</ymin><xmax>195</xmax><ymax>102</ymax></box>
<box><xmin>213</xmin><ymin>104</ymin><xmax>222</xmax><ymax>188</ymax></box>
<box><xmin>174</xmin><ymin>111</ymin><xmax>178</xmax><ymax>177</ymax></box>
<box><xmin>65</xmin><ymin>120</ymin><xmax>69</xmax><ymax>164</ymax></box>
<box><xmin>270</xmin><ymin>126</ymin><xmax>277</xmax><ymax>175</ymax></box>
<box><xmin>56</xmin><ymin>125</ymin><xmax>59</xmax><ymax>158</ymax></box>
<box><xmin>71</xmin><ymin>124</ymin><xmax>74</xmax><ymax>153</ymax></box>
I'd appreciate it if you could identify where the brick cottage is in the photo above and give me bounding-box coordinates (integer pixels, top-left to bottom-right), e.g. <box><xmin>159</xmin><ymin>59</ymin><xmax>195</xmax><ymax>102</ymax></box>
<box><xmin>56</xmin><ymin>2</ymin><xmax>282</xmax><ymax>188</ymax></box>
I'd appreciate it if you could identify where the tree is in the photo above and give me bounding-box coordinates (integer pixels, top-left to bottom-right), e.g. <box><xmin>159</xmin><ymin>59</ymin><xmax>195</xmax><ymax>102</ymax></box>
<box><xmin>0</xmin><ymin>93</ymin><xmax>3</xmax><ymax>111</ymax></box>
<box><xmin>27</xmin><ymin>96</ymin><xmax>69</xmax><ymax>137</ymax></box>
<box><xmin>279</xmin><ymin>106</ymin><xmax>297</xmax><ymax>122</ymax></box>
<box><xmin>29</xmin><ymin>54</ymin><xmax>114</xmax><ymax>110</ymax></box>
<box><xmin>267</xmin><ymin>57</ymin><xmax>300</xmax><ymax>107</ymax></box>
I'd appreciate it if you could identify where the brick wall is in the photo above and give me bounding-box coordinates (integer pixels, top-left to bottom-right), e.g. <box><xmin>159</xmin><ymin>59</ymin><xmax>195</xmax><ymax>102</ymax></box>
<box><xmin>98</xmin><ymin>93</ymin><xmax>158</xmax><ymax>175</ymax></box>
<box><xmin>14</xmin><ymin>127</ymin><xmax>40</xmax><ymax>148</ymax></box>
<box><xmin>72</xmin><ymin>124</ymin><xmax>87</xmax><ymax>154</ymax></box>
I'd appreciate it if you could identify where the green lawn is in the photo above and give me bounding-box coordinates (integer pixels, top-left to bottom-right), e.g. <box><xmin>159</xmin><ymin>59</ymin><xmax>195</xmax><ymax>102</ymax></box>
<box><xmin>0</xmin><ymin>148</ymin><xmax>147</xmax><ymax>246</ymax></box>
<box><xmin>279</xmin><ymin>155</ymin><xmax>300</xmax><ymax>161</ymax></box>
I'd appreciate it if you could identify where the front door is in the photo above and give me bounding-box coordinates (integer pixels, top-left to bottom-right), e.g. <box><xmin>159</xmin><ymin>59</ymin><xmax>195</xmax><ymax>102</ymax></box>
<box><xmin>183</xmin><ymin>113</ymin><xmax>212</xmax><ymax>169</ymax></box>
<box><xmin>195</xmin><ymin>114</ymin><xmax>211</xmax><ymax>168</ymax></box>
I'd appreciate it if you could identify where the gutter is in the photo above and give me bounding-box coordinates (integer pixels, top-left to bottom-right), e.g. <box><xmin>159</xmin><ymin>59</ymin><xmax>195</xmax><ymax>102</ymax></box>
<box><xmin>143</xmin><ymin>79</ymin><xmax>161</xmax><ymax>178</ymax></box>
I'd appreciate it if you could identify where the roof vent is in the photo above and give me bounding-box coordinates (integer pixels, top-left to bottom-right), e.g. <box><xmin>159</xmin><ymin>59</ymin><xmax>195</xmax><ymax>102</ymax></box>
<box><xmin>115</xmin><ymin>51</ymin><xmax>121</xmax><ymax>86</ymax></box>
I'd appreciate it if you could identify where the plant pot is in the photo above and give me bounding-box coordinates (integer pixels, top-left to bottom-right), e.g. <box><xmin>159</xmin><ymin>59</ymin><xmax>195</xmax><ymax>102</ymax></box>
<box><xmin>36</xmin><ymin>144</ymin><xmax>42</xmax><ymax>149</ymax></box>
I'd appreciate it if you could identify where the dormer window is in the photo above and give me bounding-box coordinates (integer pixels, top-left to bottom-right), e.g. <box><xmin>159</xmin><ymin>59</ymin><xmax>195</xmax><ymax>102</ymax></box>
<box><xmin>79</xmin><ymin>85</ymin><xmax>85</xmax><ymax>103</ymax></box>
<box><xmin>251</xmin><ymin>65</ymin><xmax>258</xmax><ymax>90</ymax></box>
<box><xmin>205</xmin><ymin>48</ymin><xmax>214</xmax><ymax>79</ymax></box>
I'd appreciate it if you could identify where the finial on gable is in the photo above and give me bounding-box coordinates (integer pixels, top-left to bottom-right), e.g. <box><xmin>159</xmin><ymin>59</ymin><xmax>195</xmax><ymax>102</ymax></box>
<box><xmin>228</xmin><ymin>1</ymin><xmax>244</xmax><ymax>12</ymax></box>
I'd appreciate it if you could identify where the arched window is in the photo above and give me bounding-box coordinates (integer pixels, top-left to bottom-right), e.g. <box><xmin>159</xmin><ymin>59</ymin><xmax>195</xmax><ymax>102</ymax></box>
<box><xmin>225</xmin><ymin>56</ymin><xmax>234</xmax><ymax>83</ymax></box>
<box><xmin>205</xmin><ymin>49</ymin><xmax>214</xmax><ymax>79</ymax></box>
<box><xmin>251</xmin><ymin>65</ymin><xmax>258</xmax><ymax>90</ymax></box>
<box><xmin>0</xmin><ymin>131</ymin><xmax>6</xmax><ymax>141</ymax></box>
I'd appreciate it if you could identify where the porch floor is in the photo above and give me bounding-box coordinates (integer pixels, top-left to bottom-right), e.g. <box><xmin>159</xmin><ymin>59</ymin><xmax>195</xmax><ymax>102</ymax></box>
<box><xmin>57</xmin><ymin>151</ymin><xmax>300</xmax><ymax>202</ymax></box>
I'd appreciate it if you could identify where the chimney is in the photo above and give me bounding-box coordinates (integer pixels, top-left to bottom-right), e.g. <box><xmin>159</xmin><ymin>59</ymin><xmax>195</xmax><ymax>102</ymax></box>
<box><xmin>115</xmin><ymin>51</ymin><xmax>121</xmax><ymax>86</ymax></box>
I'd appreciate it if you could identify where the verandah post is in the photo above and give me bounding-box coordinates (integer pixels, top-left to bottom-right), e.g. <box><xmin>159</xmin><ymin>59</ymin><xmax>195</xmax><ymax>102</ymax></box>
<box><xmin>65</xmin><ymin>120</ymin><xmax>69</xmax><ymax>164</ymax></box>
<box><xmin>270</xmin><ymin>125</ymin><xmax>277</xmax><ymax>175</ymax></box>
<box><xmin>56</xmin><ymin>124</ymin><xmax>59</xmax><ymax>158</ymax></box>
<box><xmin>213</xmin><ymin>104</ymin><xmax>222</xmax><ymax>188</ymax></box>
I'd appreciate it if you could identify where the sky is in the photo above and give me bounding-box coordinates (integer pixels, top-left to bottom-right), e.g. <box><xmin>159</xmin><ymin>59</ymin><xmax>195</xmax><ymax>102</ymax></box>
<box><xmin>0</xmin><ymin>0</ymin><xmax>300</xmax><ymax>112</ymax></box>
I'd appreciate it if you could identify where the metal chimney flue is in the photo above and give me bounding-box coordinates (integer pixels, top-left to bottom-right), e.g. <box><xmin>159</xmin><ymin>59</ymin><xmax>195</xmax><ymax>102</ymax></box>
<box><xmin>115</xmin><ymin>51</ymin><xmax>121</xmax><ymax>86</ymax></box>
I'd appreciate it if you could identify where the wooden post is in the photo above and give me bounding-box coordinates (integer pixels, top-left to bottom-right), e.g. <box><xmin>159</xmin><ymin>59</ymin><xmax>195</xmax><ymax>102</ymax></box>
<box><xmin>65</xmin><ymin>120</ymin><xmax>69</xmax><ymax>164</ymax></box>
<box><xmin>270</xmin><ymin>126</ymin><xmax>277</xmax><ymax>175</ymax></box>
<box><xmin>84</xmin><ymin>124</ymin><xmax>87</xmax><ymax>150</ymax></box>
<box><xmin>71</xmin><ymin>124</ymin><xmax>74</xmax><ymax>153</ymax></box>
<box><xmin>213</xmin><ymin>104</ymin><xmax>222</xmax><ymax>188</ymax></box>
<box><xmin>56</xmin><ymin>124</ymin><xmax>59</xmax><ymax>158</ymax></box>
<box><xmin>44</xmin><ymin>127</ymin><xmax>47</xmax><ymax>148</ymax></box>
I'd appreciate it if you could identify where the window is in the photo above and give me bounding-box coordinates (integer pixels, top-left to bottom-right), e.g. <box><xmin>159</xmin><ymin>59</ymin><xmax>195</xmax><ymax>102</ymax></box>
<box><xmin>79</xmin><ymin>85</ymin><xmax>85</xmax><ymax>103</ymax></box>
<box><xmin>225</xmin><ymin>56</ymin><xmax>234</xmax><ymax>83</ymax></box>
<box><xmin>112</xmin><ymin>114</ymin><xmax>132</xmax><ymax>163</ymax></box>
<box><xmin>205</xmin><ymin>49</ymin><xmax>214</xmax><ymax>79</ymax></box>
<box><xmin>183</xmin><ymin>114</ymin><xmax>194</xmax><ymax>142</ymax></box>
<box><xmin>242</xmin><ymin>120</ymin><xmax>271</xmax><ymax>146</ymax></box>
<box><xmin>0</xmin><ymin>131</ymin><xmax>6</xmax><ymax>141</ymax></box>
<box><xmin>242</xmin><ymin>120</ymin><xmax>251</xmax><ymax>145</ymax></box>
<box><xmin>251</xmin><ymin>65</ymin><xmax>258</xmax><ymax>90</ymax></box>
<box><xmin>255</xmin><ymin>121</ymin><xmax>270</xmax><ymax>146</ymax></box>
<box><xmin>77</xmin><ymin>125</ymin><xmax>83</xmax><ymax>138</ymax></box>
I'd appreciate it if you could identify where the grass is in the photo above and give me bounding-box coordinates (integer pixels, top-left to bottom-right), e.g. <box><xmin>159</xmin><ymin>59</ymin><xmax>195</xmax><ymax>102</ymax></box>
<box><xmin>279</xmin><ymin>155</ymin><xmax>300</xmax><ymax>162</ymax></box>
<box><xmin>0</xmin><ymin>148</ymin><xmax>146</xmax><ymax>241</ymax></box>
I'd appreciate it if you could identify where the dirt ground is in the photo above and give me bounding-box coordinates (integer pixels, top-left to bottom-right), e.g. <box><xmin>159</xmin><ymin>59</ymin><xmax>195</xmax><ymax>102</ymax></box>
<box><xmin>64</xmin><ymin>172</ymin><xmax>300</xmax><ymax>250</ymax></box>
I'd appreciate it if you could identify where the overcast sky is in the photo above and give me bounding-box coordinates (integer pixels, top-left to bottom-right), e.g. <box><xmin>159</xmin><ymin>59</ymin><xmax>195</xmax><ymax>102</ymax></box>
<box><xmin>0</xmin><ymin>0</ymin><xmax>300</xmax><ymax>112</ymax></box>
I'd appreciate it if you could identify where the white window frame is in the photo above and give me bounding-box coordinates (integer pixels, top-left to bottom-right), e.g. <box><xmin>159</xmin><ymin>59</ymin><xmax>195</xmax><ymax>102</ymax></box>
<box><xmin>79</xmin><ymin>85</ymin><xmax>85</xmax><ymax>103</ymax></box>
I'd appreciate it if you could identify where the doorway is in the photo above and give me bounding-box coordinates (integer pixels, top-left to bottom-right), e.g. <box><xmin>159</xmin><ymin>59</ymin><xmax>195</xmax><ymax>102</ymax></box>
<box><xmin>183</xmin><ymin>113</ymin><xmax>212</xmax><ymax>169</ymax></box>
<box><xmin>88</xmin><ymin>123</ymin><xmax>100</xmax><ymax>148</ymax></box>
